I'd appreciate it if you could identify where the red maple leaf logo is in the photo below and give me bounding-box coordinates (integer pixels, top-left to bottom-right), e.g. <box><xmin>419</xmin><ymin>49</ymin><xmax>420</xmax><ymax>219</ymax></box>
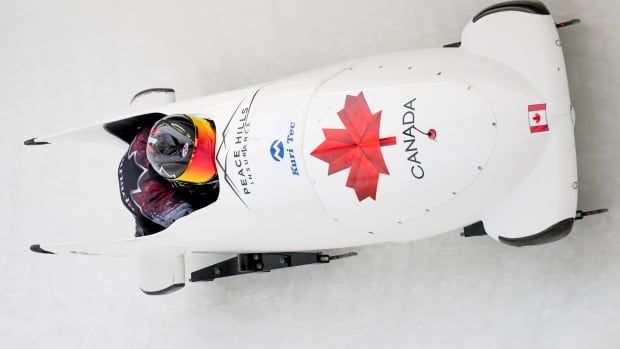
<box><xmin>311</xmin><ymin>92</ymin><xmax>396</xmax><ymax>201</ymax></box>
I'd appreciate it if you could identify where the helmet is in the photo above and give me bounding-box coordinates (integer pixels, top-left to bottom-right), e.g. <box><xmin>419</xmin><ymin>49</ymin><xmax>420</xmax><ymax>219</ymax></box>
<box><xmin>146</xmin><ymin>114</ymin><xmax>217</xmax><ymax>184</ymax></box>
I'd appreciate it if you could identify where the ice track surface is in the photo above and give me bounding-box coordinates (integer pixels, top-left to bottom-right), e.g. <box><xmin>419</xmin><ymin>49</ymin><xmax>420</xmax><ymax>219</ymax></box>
<box><xmin>1</xmin><ymin>1</ymin><xmax>619</xmax><ymax>348</ymax></box>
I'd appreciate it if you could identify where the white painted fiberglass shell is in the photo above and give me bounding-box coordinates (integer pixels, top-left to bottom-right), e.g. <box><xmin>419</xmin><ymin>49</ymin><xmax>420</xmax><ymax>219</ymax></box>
<box><xmin>34</xmin><ymin>8</ymin><xmax>576</xmax><ymax>256</ymax></box>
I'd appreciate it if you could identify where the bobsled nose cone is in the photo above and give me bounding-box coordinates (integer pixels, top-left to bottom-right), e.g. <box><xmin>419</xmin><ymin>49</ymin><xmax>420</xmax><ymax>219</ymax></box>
<box><xmin>29</xmin><ymin>244</ymin><xmax>54</xmax><ymax>254</ymax></box>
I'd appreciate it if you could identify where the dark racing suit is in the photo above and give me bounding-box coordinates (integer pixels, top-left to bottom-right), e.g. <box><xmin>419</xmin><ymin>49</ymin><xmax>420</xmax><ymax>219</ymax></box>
<box><xmin>118</xmin><ymin>128</ymin><xmax>217</xmax><ymax>237</ymax></box>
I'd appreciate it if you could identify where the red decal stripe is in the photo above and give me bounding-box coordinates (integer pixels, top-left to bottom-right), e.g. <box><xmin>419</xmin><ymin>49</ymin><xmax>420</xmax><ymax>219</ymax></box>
<box><xmin>530</xmin><ymin>125</ymin><xmax>549</xmax><ymax>133</ymax></box>
<box><xmin>528</xmin><ymin>104</ymin><xmax>546</xmax><ymax>112</ymax></box>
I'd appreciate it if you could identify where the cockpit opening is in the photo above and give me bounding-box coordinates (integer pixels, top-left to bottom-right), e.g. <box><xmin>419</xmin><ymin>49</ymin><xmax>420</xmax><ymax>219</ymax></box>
<box><xmin>112</xmin><ymin>113</ymin><xmax>219</xmax><ymax>237</ymax></box>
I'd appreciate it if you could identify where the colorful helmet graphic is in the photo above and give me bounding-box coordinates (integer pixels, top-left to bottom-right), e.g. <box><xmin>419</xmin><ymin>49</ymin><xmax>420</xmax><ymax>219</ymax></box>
<box><xmin>146</xmin><ymin>114</ymin><xmax>217</xmax><ymax>184</ymax></box>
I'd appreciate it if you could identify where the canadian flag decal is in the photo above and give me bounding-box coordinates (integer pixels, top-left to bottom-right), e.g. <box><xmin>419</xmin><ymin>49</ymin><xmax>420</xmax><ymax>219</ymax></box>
<box><xmin>528</xmin><ymin>104</ymin><xmax>549</xmax><ymax>133</ymax></box>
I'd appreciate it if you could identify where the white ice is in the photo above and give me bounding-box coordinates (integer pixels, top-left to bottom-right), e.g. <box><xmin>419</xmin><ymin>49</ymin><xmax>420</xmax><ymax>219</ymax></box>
<box><xmin>1</xmin><ymin>0</ymin><xmax>619</xmax><ymax>348</ymax></box>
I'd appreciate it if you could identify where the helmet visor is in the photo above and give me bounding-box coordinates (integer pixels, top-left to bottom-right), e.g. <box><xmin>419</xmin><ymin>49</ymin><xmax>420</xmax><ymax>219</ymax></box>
<box><xmin>146</xmin><ymin>116</ymin><xmax>196</xmax><ymax>179</ymax></box>
<box><xmin>176</xmin><ymin>115</ymin><xmax>217</xmax><ymax>184</ymax></box>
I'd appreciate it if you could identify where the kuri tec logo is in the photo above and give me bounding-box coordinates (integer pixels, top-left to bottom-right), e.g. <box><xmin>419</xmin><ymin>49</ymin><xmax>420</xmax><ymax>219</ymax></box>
<box><xmin>311</xmin><ymin>92</ymin><xmax>396</xmax><ymax>201</ymax></box>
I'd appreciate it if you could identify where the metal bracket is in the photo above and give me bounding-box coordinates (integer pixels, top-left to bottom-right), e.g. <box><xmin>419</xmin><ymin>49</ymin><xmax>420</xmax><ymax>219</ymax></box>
<box><xmin>461</xmin><ymin>221</ymin><xmax>487</xmax><ymax>237</ymax></box>
<box><xmin>556</xmin><ymin>19</ymin><xmax>581</xmax><ymax>29</ymax></box>
<box><xmin>575</xmin><ymin>208</ymin><xmax>608</xmax><ymax>220</ymax></box>
<box><xmin>24</xmin><ymin>138</ymin><xmax>50</xmax><ymax>146</ymax></box>
<box><xmin>190</xmin><ymin>252</ymin><xmax>357</xmax><ymax>282</ymax></box>
<box><xmin>443</xmin><ymin>41</ymin><xmax>461</xmax><ymax>48</ymax></box>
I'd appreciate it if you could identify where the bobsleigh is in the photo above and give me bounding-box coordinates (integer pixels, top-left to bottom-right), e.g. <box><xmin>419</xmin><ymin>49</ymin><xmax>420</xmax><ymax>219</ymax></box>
<box><xmin>25</xmin><ymin>1</ymin><xmax>606</xmax><ymax>295</ymax></box>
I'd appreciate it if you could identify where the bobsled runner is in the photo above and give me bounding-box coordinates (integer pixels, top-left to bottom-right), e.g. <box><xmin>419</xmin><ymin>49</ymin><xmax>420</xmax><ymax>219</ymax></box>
<box><xmin>25</xmin><ymin>1</ymin><xmax>607</xmax><ymax>295</ymax></box>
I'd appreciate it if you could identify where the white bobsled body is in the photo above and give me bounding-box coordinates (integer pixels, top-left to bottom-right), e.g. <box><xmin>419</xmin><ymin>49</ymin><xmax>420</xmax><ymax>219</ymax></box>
<box><xmin>27</xmin><ymin>3</ymin><xmax>579</xmax><ymax>293</ymax></box>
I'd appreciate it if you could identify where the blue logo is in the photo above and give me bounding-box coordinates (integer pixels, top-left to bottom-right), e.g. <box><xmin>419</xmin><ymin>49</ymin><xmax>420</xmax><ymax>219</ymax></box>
<box><xmin>269</xmin><ymin>122</ymin><xmax>300</xmax><ymax>176</ymax></box>
<box><xmin>270</xmin><ymin>140</ymin><xmax>285</xmax><ymax>162</ymax></box>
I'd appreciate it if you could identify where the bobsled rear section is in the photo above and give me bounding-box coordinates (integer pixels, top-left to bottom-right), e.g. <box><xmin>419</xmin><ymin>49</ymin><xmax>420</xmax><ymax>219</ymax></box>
<box><xmin>456</xmin><ymin>1</ymin><xmax>578</xmax><ymax>245</ymax></box>
<box><xmin>295</xmin><ymin>1</ymin><xmax>578</xmax><ymax>247</ymax></box>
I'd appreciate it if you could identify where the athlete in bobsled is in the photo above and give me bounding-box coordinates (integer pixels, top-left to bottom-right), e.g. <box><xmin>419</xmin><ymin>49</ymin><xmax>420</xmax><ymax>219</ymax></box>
<box><xmin>118</xmin><ymin>114</ymin><xmax>219</xmax><ymax>236</ymax></box>
<box><xmin>26</xmin><ymin>1</ymin><xmax>612</xmax><ymax>295</ymax></box>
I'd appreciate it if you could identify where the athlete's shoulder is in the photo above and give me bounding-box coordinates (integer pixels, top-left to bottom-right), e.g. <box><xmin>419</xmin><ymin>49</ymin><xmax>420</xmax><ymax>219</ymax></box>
<box><xmin>130</xmin><ymin>127</ymin><xmax>151</xmax><ymax>148</ymax></box>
